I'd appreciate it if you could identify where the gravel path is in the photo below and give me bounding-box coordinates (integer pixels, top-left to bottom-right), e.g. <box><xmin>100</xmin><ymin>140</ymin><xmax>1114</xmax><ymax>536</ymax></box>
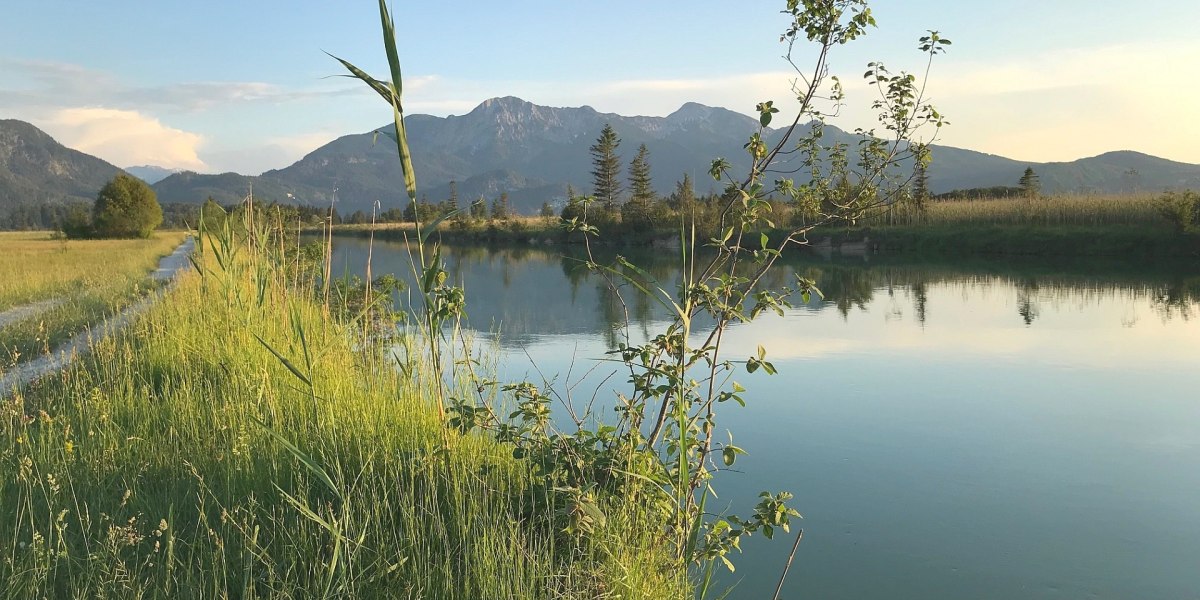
<box><xmin>0</xmin><ymin>237</ymin><xmax>195</xmax><ymax>396</ymax></box>
<box><xmin>0</xmin><ymin>298</ymin><xmax>66</xmax><ymax>330</ymax></box>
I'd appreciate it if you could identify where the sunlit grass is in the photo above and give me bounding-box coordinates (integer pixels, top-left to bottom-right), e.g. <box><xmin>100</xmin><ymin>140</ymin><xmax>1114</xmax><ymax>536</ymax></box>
<box><xmin>0</xmin><ymin>232</ymin><xmax>685</xmax><ymax>598</ymax></box>
<box><xmin>879</xmin><ymin>193</ymin><xmax>1167</xmax><ymax>228</ymax></box>
<box><xmin>0</xmin><ymin>232</ymin><xmax>187</xmax><ymax>364</ymax></box>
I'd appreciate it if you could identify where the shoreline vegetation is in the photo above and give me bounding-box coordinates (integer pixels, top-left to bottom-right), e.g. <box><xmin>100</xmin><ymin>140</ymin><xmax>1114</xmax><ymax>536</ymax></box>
<box><xmin>2</xmin><ymin>220</ymin><xmax>689</xmax><ymax>597</ymax></box>
<box><xmin>310</xmin><ymin>193</ymin><xmax>1200</xmax><ymax>259</ymax></box>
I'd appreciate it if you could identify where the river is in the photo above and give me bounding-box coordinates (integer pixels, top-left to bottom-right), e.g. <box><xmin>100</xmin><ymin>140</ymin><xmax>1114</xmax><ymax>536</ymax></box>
<box><xmin>327</xmin><ymin>235</ymin><xmax>1200</xmax><ymax>599</ymax></box>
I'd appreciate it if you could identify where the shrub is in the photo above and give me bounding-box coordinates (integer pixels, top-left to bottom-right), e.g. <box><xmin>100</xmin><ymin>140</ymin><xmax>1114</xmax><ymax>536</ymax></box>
<box><xmin>59</xmin><ymin>204</ymin><xmax>94</xmax><ymax>239</ymax></box>
<box><xmin>1155</xmin><ymin>190</ymin><xmax>1200</xmax><ymax>233</ymax></box>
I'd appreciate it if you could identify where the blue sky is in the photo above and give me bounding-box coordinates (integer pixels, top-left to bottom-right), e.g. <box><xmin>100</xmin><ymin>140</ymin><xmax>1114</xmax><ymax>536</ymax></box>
<box><xmin>2</xmin><ymin>1</ymin><xmax>1197</xmax><ymax>174</ymax></box>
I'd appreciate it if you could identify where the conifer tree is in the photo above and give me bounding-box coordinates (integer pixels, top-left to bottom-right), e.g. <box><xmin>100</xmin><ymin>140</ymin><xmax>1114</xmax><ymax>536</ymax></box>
<box><xmin>670</xmin><ymin>172</ymin><xmax>696</xmax><ymax>211</ymax></box>
<box><xmin>589</xmin><ymin>124</ymin><xmax>623</xmax><ymax>211</ymax></box>
<box><xmin>629</xmin><ymin>144</ymin><xmax>654</xmax><ymax>204</ymax></box>
<box><xmin>912</xmin><ymin>161</ymin><xmax>930</xmax><ymax>216</ymax></box>
<box><xmin>491</xmin><ymin>192</ymin><xmax>510</xmax><ymax>220</ymax></box>
<box><xmin>1018</xmin><ymin>167</ymin><xmax>1041</xmax><ymax>198</ymax></box>
<box><xmin>447</xmin><ymin>180</ymin><xmax>459</xmax><ymax>212</ymax></box>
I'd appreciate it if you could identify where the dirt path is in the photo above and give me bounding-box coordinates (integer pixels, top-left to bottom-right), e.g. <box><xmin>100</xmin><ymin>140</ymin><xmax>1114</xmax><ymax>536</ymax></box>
<box><xmin>0</xmin><ymin>298</ymin><xmax>66</xmax><ymax>330</ymax></box>
<box><xmin>0</xmin><ymin>237</ymin><xmax>195</xmax><ymax>396</ymax></box>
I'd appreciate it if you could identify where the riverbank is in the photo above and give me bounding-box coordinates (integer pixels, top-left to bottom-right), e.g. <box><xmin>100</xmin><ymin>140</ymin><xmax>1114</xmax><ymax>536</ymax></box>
<box><xmin>315</xmin><ymin>219</ymin><xmax>1200</xmax><ymax>259</ymax></box>
<box><xmin>1</xmin><ymin>231</ymin><xmax>684</xmax><ymax>598</ymax></box>
<box><xmin>824</xmin><ymin>224</ymin><xmax>1200</xmax><ymax>258</ymax></box>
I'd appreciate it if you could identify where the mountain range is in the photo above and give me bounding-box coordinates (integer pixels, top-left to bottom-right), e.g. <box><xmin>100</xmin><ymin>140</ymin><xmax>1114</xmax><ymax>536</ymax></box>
<box><xmin>4</xmin><ymin>98</ymin><xmax>1200</xmax><ymax>218</ymax></box>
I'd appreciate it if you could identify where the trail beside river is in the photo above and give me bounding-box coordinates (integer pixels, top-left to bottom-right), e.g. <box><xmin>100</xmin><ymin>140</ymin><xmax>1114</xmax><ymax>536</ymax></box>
<box><xmin>0</xmin><ymin>237</ymin><xmax>195</xmax><ymax>396</ymax></box>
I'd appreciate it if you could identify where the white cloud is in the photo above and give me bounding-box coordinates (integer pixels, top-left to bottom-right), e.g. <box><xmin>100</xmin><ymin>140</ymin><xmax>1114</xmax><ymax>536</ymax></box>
<box><xmin>43</xmin><ymin>108</ymin><xmax>208</xmax><ymax>171</ymax></box>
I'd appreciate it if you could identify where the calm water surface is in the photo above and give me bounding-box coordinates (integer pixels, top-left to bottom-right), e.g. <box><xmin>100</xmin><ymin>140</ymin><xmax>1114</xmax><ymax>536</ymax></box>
<box><xmin>328</xmin><ymin>236</ymin><xmax>1200</xmax><ymax>599</ymax></box>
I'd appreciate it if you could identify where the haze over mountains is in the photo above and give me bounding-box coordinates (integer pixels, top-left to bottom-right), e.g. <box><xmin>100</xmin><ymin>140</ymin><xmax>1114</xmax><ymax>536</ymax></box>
<box><xmin>4</xmin><ymin>98</ymin><xmax>1200</xmax><ymax>217</ymax></box>
<box><xmin>125</xmin><ymin>165</ymin><xmax>182</xmax><ymax>185</ymax></box>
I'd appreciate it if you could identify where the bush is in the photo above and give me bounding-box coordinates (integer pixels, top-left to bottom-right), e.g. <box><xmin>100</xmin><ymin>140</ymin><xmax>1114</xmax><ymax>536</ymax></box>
<box><xmin>91</xmin><ymin>173</ymin><xmax>163</xmax><ymax>238</ymax></box>
<box><xmin>1155</xmin><ymin>190</ymin><xmax>1200</xmax><ymax>233</ymax></box>
<box><xmin>59</xmin><ymin>204</ymin><xmax>94</xmax><ymax>239</ymax></box>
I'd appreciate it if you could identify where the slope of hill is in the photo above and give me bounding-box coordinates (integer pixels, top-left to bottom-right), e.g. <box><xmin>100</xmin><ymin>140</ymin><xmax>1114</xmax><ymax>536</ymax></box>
<box><xmin>0</xmin><ymin>119</ymin><xmax>122</xmax><ymax>207</ymax></box>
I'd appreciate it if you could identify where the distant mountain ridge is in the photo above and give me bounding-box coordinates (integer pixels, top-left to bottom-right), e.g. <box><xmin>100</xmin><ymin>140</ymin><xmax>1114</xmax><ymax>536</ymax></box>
<box><xmin>151</xmin><ymin>97</ymin><xmax>1200</xmax><ymax>214</ymax></box>
<box><xmin>4</xmin><ymin>100</ymin><xmax>1200</xmax><ymax>220</ymax></box>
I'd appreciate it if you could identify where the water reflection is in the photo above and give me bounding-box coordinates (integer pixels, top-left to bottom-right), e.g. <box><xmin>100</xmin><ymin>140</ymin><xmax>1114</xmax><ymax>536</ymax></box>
<box><xmin>325</xmin><ymin>236</ymin><xmax>1200</xmax><ymax>344</ymax></box>
<box><xmin>324</xmin><ymin>235</ymin><xmax>1200</xmax><ymax>600</ymax></box>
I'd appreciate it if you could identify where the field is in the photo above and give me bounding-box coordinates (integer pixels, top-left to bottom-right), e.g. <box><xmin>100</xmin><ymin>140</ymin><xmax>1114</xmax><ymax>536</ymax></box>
<box><xmin>0</xmin><ymin>229</ymin><xmax>683</xmax><ymax>598</ymax></box>
<box><xmin>0</xmin><ymin>231</ymin><xmax>188</xmax><ymax>366</ymax></box>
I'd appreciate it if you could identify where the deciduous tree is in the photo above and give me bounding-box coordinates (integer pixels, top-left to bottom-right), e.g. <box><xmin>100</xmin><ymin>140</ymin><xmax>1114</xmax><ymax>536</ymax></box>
<box><xmin>92</xmin><ymin>173</ymin><xmax>162</xmax><ymax>238</ymax></box>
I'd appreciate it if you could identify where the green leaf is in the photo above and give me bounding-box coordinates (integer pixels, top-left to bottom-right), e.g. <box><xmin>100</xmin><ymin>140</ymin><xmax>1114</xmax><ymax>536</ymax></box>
<box><xmin>253</xmin><ymin>417</ymin><xmax>338</xmax><ymax>496</ymax></box>
<box><xmin>254</xmin><ymin>334</ymin><xmax>311</xmax><ymax>386</ymax></box>
<box><xmin>326</xmin><ymin>52</ymin><xmax>394</xmax><ymax>105</ymax></box>
<box><xmin>720</xmin><ymin>555</ymin><xmax>736</xmax><ymax>572</ymax></box>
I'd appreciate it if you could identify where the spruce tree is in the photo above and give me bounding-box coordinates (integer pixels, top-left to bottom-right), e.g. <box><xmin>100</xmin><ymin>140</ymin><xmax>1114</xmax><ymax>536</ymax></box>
<box><xmin>670</xmin><ymin>172</ymin><xmax>696</xmax><ymax>211</ymax></box>
<box><xmin>470</xmin><ymin>196</ymin><xmax>488</xmax><ymax>221</ymax></box>
<box><xmin>912</xmin><ymin>161</ymin><xmax>930</xmax><ymax>215</ymax></box>
<box><xmin>491</xmin><ymin>192</ymin><xmax>510</xmax><ymax>220</ymax></box>
<box><xmin>623</xmin><ymin>144</ymin><xmax>657</xmax><ymax>231</ymax></box>
<box><xmin>629</xmin><ymin>144</ymin><xmax>654</xmax><ymax>204</ymax></box>
<box><xmin>589</xmin><ymin>124</ymin><xmax>623</xmax><ymax>212</ymax></box>
<box><xmin>1018</xmin><ymin>167</ymin><xmax>1041</xmax><ymax>199</ymax></box>
<box><xmin>447</xmin><ymin>180</ymin><xmax>459</xmax><ymax>212</ymax></box>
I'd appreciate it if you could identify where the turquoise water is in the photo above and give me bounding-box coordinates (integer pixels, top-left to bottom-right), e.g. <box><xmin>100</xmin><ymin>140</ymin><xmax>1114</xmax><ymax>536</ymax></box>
<box><xmin>329</xmin><ymin>237</ymin><xmax>1200</xmax><ymax>599</ymax></box>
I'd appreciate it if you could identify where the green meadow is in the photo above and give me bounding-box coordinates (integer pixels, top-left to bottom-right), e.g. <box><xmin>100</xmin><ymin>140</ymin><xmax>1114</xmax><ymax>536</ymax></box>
<box><xmin>0</xmin><ymin>232</ymin><xmax>187</xmax><ymax>365</ymax></box>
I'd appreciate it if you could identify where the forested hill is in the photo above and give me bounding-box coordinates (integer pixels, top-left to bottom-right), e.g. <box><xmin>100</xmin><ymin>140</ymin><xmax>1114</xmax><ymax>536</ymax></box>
<box><xmin>0</xmin><ymin>119</ymin><xmax>123</xmax><ymax>227</ymax></box>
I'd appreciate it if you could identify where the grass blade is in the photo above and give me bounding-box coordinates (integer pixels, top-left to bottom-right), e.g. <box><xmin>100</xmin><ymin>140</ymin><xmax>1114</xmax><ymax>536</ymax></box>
<box><xmin>253</xmin><ymin>334</ymin><xmax>312</xmax><ymax>386</ymax></box>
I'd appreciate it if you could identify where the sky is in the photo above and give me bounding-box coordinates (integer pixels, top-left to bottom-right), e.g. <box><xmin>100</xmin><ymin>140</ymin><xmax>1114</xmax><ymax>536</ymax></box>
<box><xmin>2</xmin><ymin>0</ymin><xmax>1197</xmax><ymax>175</ymax></box>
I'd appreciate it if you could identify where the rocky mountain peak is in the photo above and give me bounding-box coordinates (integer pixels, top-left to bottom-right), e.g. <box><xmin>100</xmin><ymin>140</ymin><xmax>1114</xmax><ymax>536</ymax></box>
<box><xmin>667</xmin><ymin>102</ymin><xmax>716</xmax><ymax>123</ymax></box>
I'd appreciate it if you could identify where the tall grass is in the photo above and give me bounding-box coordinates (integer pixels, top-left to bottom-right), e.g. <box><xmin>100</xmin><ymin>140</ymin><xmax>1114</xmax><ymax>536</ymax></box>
<box><xmin>872</xmin><ymin>193</ymin><xmax>1167</xmax><ymax>228</ymax></box>
<box><xmin>0</xmin><ymin>232</ymin><xmax>187</xmax><ymax>364</ymax></box>
<box><xmin>0</xmin><ymin>223</ymin><xmax>685</xmax><ymax>598</ymax></box>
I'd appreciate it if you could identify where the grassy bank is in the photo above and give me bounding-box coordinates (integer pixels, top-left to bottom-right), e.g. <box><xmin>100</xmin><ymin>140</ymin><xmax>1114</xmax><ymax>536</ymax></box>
<box><xmin>0</xmin><ymin>231</ymin><xmax>684</xmax><ymax>598</ymax></box>
<box><xmin>854</xmin><ymin>223</ymin><xmax>1200</xmax><ymax>257</ymax></box>
<box><xmin>0</xmin><ymin>232</ymin><xmax>187</xmax><ymax>364</ymax></box>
